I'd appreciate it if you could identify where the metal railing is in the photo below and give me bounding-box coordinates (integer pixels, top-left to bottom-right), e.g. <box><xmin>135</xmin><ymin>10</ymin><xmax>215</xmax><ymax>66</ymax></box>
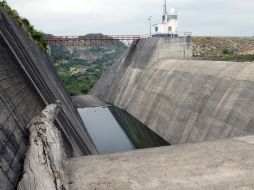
<box><xmin>44</xmin><ymin>35</ymin><xmax>149</xmax><ymax>41</ymax></box>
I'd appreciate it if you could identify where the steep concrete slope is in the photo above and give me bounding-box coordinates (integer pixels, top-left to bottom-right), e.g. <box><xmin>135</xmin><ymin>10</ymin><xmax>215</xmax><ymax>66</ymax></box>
<box><xmin>92</xmin><ymin>37</ymin><xmax>192</xmax><ymax>100</ymax></box>
<box><xmin>0</xmin><ymin>8</ymin><xmax>97</xmax><ymax>189</ymax></box>
<box><xmin>92</xmin><ymin>38</ymin><xmax>254</xmax><ymax>145</ymax></box>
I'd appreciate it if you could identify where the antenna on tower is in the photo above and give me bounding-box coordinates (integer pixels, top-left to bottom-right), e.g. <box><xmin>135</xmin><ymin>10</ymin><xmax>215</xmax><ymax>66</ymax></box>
<box><xmin>163</xmin><ymin>0</ymin><xmax>167</xmax><ymax>15</ymax></box>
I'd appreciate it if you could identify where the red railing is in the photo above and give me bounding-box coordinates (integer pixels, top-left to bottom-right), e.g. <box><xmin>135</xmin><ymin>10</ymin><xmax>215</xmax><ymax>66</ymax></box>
<box><xmin>44</xmin><ymin>35</ymin><xmax>149</xmax><ymax>41</ymax></box>
<box><xmin>44</xmin><ymin>33</ymin><xmax>192</xmax><ymax>42</ymax></box>
<box><xmin>43</xmin><ymin>33</ymin><xmax>192</xmax><ymax>46</ymax></box>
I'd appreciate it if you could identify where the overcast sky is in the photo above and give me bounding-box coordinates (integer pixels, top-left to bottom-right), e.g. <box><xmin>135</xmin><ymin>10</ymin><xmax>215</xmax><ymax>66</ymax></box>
<box><xmin>6</xmin><ymin>0</ymin><xmax>254</xmax><ymax>36</ymax></box>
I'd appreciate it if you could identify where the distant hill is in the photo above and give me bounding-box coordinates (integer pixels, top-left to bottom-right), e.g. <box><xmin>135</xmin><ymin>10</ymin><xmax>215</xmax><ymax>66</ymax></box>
<box><xmin>50</xmin><ymin>35</ymin><xmax>127</xmax><ymax>95</ymax></box>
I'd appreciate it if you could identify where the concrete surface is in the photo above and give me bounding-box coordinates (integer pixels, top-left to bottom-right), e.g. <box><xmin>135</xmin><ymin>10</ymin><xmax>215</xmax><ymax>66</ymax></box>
<box><xmin>0</xmin><ymin>8</ymin><xmax>97</xmax><ymax>189</ymax></box>
<box><xmin>0</xmin><ymin>31</ymin><xmax>44</xmax><ymax>189</ymax></box>
<box><xmin>72</xmin><ymin>95</ymin><xmax>109</xmax><ymax>108</ymax></box>
<box><xmin>92</xmin><ymin>38</ymin><xmax>254</xmax><ymax>145</ymax></box>
<box><xmin>0</xmin><ymin>8</ymin><xmax>97</xmax><ymax>156</ymax></box>
<box><xmin>69</xmin><ymin>135</ymin><xmax>254</xmax><ymax>190</ymax></box>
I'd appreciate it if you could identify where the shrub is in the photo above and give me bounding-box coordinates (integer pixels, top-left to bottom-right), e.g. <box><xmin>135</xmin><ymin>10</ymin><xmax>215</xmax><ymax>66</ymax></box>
<box><xmin>0</xmin><ymin>0</ymin><xmax>47</xmax><ymax>49</ymax></box>
<box><xmin>222</xmin><ymin>48</ymin><xmax>232</xmax><ymax>55</ymax></box>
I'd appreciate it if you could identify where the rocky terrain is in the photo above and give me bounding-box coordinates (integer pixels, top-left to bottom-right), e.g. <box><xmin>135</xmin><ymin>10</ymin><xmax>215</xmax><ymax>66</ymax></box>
<box><xmin>193</xmin><ymin>37</ymin><xmax>254</xmax><ymax>59</ymax></box>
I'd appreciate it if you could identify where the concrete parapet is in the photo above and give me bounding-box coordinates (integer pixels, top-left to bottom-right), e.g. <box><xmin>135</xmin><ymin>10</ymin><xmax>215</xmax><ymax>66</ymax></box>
<box><xmin>69</xmin><ymin>135</ymin><xmax>254</xmax><ymax>190</ymax></box>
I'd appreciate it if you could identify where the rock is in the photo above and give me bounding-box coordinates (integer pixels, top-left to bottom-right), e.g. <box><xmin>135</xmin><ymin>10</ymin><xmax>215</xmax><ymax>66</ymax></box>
<box><xmin>17</xmin><ymin>103</ymin><xmax>69</xmax><ymax>190</ymax></box>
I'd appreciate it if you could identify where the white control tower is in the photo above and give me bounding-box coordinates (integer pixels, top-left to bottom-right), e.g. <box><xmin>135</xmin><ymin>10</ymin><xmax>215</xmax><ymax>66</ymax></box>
<box><xmin>153</xmin><ymin>0</ymin><xmax>178</xmax><ymax>37</ymax></box>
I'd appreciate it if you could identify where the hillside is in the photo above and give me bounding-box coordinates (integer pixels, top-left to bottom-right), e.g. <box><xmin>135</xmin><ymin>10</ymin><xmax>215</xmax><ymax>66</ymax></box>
<box><xmin>51</xmin><ymin>37</ymin><xmax>127</xmax><ymax>95</ymax></box>
<box><xmin>193</xmin><ymin>37</ymin><xmax>254</xmax><ymax>61</ymax></box>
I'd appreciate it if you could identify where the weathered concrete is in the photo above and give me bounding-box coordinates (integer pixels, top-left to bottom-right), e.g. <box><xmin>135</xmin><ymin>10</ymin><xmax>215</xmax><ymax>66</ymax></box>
<box><xmin>0</xmin><ymin>31</ymin><xmax>44</xmax><ymax>189</ymax></box>
<box><xmin>92</xmin><ymin>38</ymin><xmax>254</xmax><ymax>145</ymax></box>
<box><xmin>72</xmin><ymin>95</ymin><xmax>109</xmax><ymax>108</ymax></box>
<box><xmin>0</xmin><ymin>8</ymin><xmax>97</xmax><ymax>156</ymax></box>
<box><xmin>69</xmin><ymin>135</ymin><xmax>254</xmax><ymax>190</ymax></box>
<box><xmin>0</xmin><ymin>8</ymin><xmax>97</xmax><ymax>190</ymax></box>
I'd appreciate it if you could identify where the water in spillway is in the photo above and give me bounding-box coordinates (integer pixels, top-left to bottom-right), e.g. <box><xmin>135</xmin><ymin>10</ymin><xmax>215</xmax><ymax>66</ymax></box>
<box><xmin>78</xmin><ymin>106</ymin><xmax>169</xmax><ymax>154</ymax></box>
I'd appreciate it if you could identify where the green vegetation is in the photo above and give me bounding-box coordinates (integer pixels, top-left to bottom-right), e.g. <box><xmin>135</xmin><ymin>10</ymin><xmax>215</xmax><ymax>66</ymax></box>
<box><xmin>216</xmin><ymin>53</ymin><xmax>254</xmax><ymax>62</ymax></box>
<box><xmin>214</xmin><ymin>48</ymin><xmax>254</xmax><ymax>62</ymax></box>
<box><xmin>222</xmin><ymin>48</ymin><xmax>233</xmax><ymax>55</ymax></box>
<box><xmin>0</xmin><ymin>0</ymin><xmax>47</xmax><ymax>49</ymax></box>
<box><xmin>51</xmin><ymin>41</ymin><xmax>127</xmax><ymax>95</ymax></box>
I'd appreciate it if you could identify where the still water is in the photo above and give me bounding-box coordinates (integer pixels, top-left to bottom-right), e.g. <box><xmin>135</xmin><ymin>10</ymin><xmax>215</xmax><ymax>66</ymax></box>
<box><xmin>78</xmin><ymin>106</ymin><xmax>169</xmax><ymax>154</ymax></box>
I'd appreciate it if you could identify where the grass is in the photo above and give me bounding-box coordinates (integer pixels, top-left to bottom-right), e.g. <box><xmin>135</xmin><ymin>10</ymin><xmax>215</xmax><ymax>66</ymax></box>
<box><xmin>216</xmin><ymin>54</ymin><xmax>254</xmax><ymax>62</ymax></box>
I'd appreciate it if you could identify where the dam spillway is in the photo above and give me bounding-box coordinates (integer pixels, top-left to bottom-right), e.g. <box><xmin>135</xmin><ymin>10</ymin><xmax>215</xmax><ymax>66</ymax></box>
<box><xmin>1</xmin><ymin>4</ymin><xmax>254</xmax><ymax>189</ymax></box>
<box><xmin>71</xmin><ymin>37</ymin><xmax>254</xmax><ymax>189</ymax></box>
<box><xmin>92</xmin><ymin>37</ymin><xmax>254</xmax><ymax>145</ymax></box>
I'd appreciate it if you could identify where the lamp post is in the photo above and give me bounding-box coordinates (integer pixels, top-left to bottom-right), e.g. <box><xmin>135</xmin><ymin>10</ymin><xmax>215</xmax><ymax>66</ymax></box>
<box><xmin>148</xmin><ymin>16</ymin><xmax>152</xmax><ymax>37</ymax></box>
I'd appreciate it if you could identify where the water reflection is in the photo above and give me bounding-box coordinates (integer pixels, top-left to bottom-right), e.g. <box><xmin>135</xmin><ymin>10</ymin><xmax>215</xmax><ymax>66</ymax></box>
<box><xmin>78</xmin><ymin>106</ymin><xmax>169</xmax><ymax>154</ymax></box>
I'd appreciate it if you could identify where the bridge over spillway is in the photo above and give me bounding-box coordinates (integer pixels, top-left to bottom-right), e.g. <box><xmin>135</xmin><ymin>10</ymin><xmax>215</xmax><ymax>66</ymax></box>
<box><xmin>44</xmin><ymin>35</ymin><xmax>149</xmax><ymax>46</ymax></box>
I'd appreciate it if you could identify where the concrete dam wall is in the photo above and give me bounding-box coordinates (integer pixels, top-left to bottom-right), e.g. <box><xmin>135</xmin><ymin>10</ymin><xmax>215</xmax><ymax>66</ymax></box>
<box><xmin>0</xmin><ymin>8</ymin><xmax>97</xmax><ymax>189</ymax></box>
<box><xmin>92</xmin><ymin>37</ymin><xmax>254</xmax><ymax>145</ymax></box>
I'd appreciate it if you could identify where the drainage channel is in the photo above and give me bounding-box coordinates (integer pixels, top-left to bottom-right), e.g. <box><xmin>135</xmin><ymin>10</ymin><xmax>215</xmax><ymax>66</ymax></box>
<box><xmin>78</xmin><ymin>106</ymin><xmax>169</xmax><ymax>154</ymax></box>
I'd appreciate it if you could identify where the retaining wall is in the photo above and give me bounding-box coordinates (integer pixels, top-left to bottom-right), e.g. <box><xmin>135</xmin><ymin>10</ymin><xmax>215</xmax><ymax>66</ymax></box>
<box><xmin>92</xmin><ymin>37</ymin><xmax>254</xmax><ymax>145</ymax></box>
<box><xmin>0</xmin><ymin>8</ymin><xmax>97</xmax><ymax>189</ymax></box>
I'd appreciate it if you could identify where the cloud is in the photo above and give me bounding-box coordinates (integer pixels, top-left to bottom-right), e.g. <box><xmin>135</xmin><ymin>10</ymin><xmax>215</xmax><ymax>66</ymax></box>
<box><xmin>6</xmin><ymin>0</ymin><xmax>254</xmax><ymax>36</ymax></box>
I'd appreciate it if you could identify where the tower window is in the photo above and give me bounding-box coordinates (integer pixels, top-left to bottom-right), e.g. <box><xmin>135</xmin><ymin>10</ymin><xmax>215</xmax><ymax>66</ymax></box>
<box><xmin>162</xmin><ymin>15</ymin><xmax>166</xmax><ymax>22</ymax></box>
<box><xmin>168</xmin><ymin>15</ymin><xmax>177</xmax><ymax>21</ymax></box>
<box><xmin>155</xmin><ymin>27</ymin><xmax>158</xmax><ymax>32</ymax></box>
